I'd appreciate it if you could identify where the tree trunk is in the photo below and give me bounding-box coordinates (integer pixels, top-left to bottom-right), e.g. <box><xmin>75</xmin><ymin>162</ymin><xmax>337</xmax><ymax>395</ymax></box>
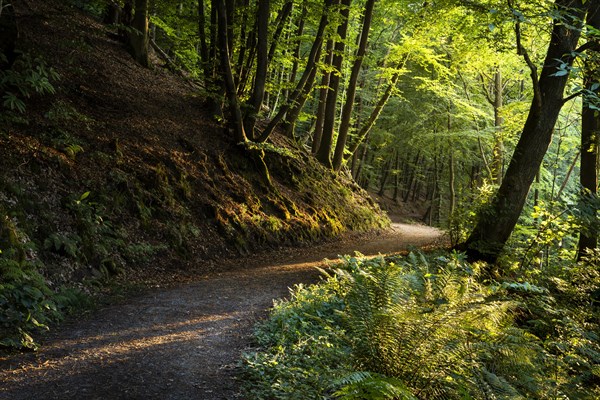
<box><xmin>344</xmin><ymin>63</ymin><xmax>404</xmax><ymax>161</ymax></box>
<box><xmin>244</xmin><ymin>0</ymin><xmax>269</xmax><ymax>139</ymax></box>
<box><xmin>311</xmin><ymin>39</ymin><xmax>334</xmax><ymax>154</ymax></box>
<box><xmin>461</xmin><ymin>0</ymin><xmax>586</xmax><ymax>263</ymax></box>
<box><xmin>578</xmin><ymin>3</ymin><xmax>600</xmax><ymax>259</ymax></box>
<box><xmin>288</xmin><ymin>2</ymin><xmax>307</xmax><ymax>98</ymax></box>
<box><xmin>0</xmin><ymin>1</ymin><xmax>17</xmax><ymax>69</ymax></box>
<box><xmin>392</xmin><ymin>151</ymin><xmax>401</xmax><ymax>202</ymax></box>
<box><xmin>316</xmin><ymin>0</ymin><xmax>352</xmax><ymax>168</ymax></box>
<box><xmin>233</xmin><ymin>0</ymin><xmax>250</xmax><ymax>88</ymax></box>
<box><xmin>353</xmin><ymin>133</ymin><xmax>369</xmax><ymax>181</ymax></box>
<box><xmin>492</xmin><ymin>68</ymin><xmax>504</xmax><ymax>184</ymax></box>
<box><xmin>378</xmin><ymin>156</ymin><xmax>392</xmax><ymax>197</ymax></box>
<box><xmin>332</xmin><ymin>0</ymin><xmax>375</xmax><ymax>171</ymax></box>
<box><xmin>197</xmin><ymin>0</ymin><xmax>210</xmax><ymax>78</ymax></box>
<box><xmin>256</xmin><ymin>0</ymin><xmax>333</xmax><ymax>143</ymax></box>
<box><xmin>129</xmin><ymin>0</ymin><xmax>150</xmax><ymax>67</ymax></box>
<box><xmin>267</xmin><ymin>1</ymin><xmax>293</xmax><ymax>62</ymax></box>
<box><xmin>215</xmin><ymin>0</ymin><xmax>247</xmax><ymax>142</ymax></box>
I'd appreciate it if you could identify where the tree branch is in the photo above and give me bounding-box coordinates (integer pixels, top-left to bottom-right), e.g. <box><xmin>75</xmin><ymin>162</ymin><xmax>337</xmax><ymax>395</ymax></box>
<box><xmin>508</xmin><ymin>0</ymin><xmax>541</xmax><ymax>109</ymax></box>
<box><xmin>562</xmin><ymin>90</ymin><xmax>584</xmax><ymax>104</ymax></box>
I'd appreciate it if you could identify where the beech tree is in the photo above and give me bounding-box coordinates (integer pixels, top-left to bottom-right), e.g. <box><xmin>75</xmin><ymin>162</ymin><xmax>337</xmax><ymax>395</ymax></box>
<box><xmin>461</xmin><ymin>0</ymin><xmax>588</xmax><ymax>263</ymax></box>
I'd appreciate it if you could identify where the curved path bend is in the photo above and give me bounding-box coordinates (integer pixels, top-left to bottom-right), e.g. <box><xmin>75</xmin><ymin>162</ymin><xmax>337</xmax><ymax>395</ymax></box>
<box><xmin>0</xmin><ymin>223</ymin><xmax>443</xmax><ymax>400</ymax></box>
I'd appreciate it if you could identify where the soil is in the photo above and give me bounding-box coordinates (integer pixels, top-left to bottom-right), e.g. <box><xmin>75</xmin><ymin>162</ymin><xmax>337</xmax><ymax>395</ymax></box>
<box><xmin>0</xmin><ymin>222</ymin><xmax>443</xmax><ymax>400</ymax></box>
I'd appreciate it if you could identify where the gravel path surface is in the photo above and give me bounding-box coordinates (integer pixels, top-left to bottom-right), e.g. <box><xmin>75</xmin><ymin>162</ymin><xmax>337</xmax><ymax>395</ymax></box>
<box><xmin>0</xmin><ymin>223</ymin><xmax>443</xmax><ymax>400</ymax></box>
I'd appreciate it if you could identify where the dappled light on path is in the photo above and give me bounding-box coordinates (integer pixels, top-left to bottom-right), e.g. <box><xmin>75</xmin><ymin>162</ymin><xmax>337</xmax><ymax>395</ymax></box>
<box><xmin>0</xmin><ymin>223</ymin><xmax>442</xmax><ymax>400</ymax></box>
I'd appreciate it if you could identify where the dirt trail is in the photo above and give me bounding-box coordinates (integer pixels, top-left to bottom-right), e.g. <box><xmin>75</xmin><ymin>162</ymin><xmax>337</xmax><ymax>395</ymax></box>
<box><xmin>0</xmin><ymin>223</ymin><xmax>443</xmax><ymax>400</ymax></box>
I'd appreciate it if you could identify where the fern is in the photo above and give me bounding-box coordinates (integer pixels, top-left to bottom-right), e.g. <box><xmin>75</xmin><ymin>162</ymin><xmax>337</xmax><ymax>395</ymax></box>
<box><xmin>334</xmin><ymin>371</ymin><xmax>417</xmax><ymax>400</ymax></box>
<box><xmin>336</xmin><ymin>252</ymin><xmax>547</xmax><ymax>399</ymax></box>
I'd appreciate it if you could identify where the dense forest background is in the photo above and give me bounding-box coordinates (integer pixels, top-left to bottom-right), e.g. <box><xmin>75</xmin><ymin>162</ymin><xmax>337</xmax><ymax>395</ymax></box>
<box><xmin>97</xmin><ymin>0</ymin><xmax>600</xmax><ymax>259</ymax></box>
<box><xmin>1</xmin><ymin>0</ymin><xmax>600</xmax><ymax>398</ymax></box>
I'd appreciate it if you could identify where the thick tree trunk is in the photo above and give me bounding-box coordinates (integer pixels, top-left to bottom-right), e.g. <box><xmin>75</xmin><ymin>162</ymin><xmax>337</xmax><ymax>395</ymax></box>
<box><xmin>129</xmin><ymin>0</ymin><xmax>150</xmax><ymax>67</ymax></box>
<box><xmin>461</xmin><ymin>0</ymin><xmax>585</xmax><ymax>263</ymax></box>
<box><xmin>332</xmin><ymin>0</ymin><xmax>375</xmax><ymax>171</ymax></box>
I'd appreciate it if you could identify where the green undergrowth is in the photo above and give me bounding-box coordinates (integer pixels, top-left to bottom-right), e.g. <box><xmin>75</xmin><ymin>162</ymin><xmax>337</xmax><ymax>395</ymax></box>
<box><xmin>240</xmin><ymin>251</ymin><xmax>600</xmax><ymax>399</ymax></box>
<box><xmin>0</xmin><ymin>12</ymin><xmax>389</xmax><ymax>350</ymax></box>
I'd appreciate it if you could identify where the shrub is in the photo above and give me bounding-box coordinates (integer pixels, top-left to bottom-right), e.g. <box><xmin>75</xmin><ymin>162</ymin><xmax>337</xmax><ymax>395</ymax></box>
<box><xmin>241</xmin><ymin>252</ymin><xmax>600</xmax><ymax>399</ymax></box>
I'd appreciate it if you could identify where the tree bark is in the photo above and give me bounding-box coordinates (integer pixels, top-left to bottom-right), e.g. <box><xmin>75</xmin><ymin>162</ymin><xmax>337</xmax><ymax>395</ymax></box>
<box><xmin>492</xmin><ymin>68</ymin><xmax>504</xmax><ymax>184</ymax></box>
<box><xmin>332</xmin><ymin>0</ymin><xmax>375</xmax><ymax>171</ymax></box>
<box><xmin>215</xmin><ymin>0</ymin><xmax>247</xmax><ymax>142</ymax></box>
<box><xmin>316</xmin><ymin>0</ymin><xmax>352</xmax><ymax>168</ymax></box>
<box><xmin>312</xmin><ymin>39</ymin><xmax>334</xmax><ymax>154</ymax></box>
<box><xmin>577</xmin><ymin>2</ymin><xmax>600</xmax><ymax>259</ymax></box>
<box><xmin>460</xmin><ymin>0</ymin><xmax>586</xmax><ymax>263</ymax></box>
<box><xmin>244</xmin><ymin>0</ymin><xmax>270</xmax><ymax>139</ymax></box>
<box><xmin>129</xmin><ymin>0</ymin><xmax>150</xmax><ymax>67</ymax></box>
<box><xmin>255</xmin><ymin>0</ymin><xmax>333</xmax><ymax>142</ymax></box>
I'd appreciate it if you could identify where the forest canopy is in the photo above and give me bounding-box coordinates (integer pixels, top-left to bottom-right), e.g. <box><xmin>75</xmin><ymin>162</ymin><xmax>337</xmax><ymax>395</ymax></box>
<box><xmin>103</xmin><ymin>0</ymin><xmax>600</xmax><ymax>264</ymax></box>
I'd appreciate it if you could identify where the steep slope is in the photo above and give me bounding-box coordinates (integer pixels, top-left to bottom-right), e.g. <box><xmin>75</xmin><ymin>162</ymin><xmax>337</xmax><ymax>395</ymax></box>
<box><xmin>0</xmin><ymin>0</ymin><xmax>388</xmax><ymax>333</ymax></box>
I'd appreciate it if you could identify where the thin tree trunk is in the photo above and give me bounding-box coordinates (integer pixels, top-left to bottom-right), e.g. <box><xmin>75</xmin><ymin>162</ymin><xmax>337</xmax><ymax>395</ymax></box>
<box><xmin>315</xmin><ymin>0</ymin><xmax>351</xmax><ymax>167</ymax></box>
<box><xmin>393</xmin><ymin>151</ymin><xmax>401</xmax><ymax>202</ymax></box>
<box><xmin>244</xmin><ymin>0</ymin><xmax>270</xmax><ymax>139</ymax></box>
<box><xmin>578</xmin><ymin>3</ymin><xmax>600</xmax><ymax>258</ymax></box>
<box><xmin>267</xmin><ymin>1</ymin><xmax>293</xmax><ymax>62</ymax></box>
<box><xmin>256</xmin><ymin>0</ymin><xmax>333</xmax><ymax>142</ymax></box>
<box><xmin>332</xmin><ymin>0</ymin><xmax>375</xmax><ymax>171</ymax></box>
<box><xmin>312</xmin><ymin>39</ymin><xmax>334</xmax><ymax>154</ymax></box>
<box><xmin>492</xmin><ymin>68</ymin><xmax>504</xmax><ymax>184</ymax></box>
<box><xmin>555</xmin><ymin>151</ymin><xmax>580</xmax><ymax>200</ymax></box>
<box><xmin>344</xmin><ymin>58</ymin><xmax>406</xmax><ymax>161</ymax></box>
<box><xmin>378</xmin><ymin>156</ymin><xmax>392</xmax><ymax>197</ymax></box>
<box><xmin>234</xmin><ymin>0</ymin><xmax>250</xmax><ymax>88</ymax></box>
<box><xmin>288</xmin><ymin>2</ymin><xmax>307</xmax><ymax>94</ymax></box>
<box><xmin>354</xmin><ymin>133</ymin><xmax>369</xmax><ymax>181</ymax></box>
<box><xmin>197</xmin><ymin>0</ymin><xmax>210</xmax><ymax>78</ymax></box>
<box><xmin>403</xmin><ymin>153</ymin><xmax>421</xmax><ymax>203</ymax></box>
<box><xmin>215</xmin><ymin>0</ymin><xmax>247</xmax><ymax>142</ymax></box>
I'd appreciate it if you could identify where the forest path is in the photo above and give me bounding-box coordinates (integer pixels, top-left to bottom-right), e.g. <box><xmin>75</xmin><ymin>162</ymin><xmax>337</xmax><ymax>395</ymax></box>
<box><xmin>0</xmin><ymin>222</ymin><xmax>443</xmax><ymax>400</ymax></box>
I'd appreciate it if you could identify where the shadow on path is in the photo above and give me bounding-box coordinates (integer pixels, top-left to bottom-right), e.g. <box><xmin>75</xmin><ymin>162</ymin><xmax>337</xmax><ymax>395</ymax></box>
<box><xmin>0</xmin><ymin>223</ymin><xmax>442</xmax><ymax>400</ymax></box>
